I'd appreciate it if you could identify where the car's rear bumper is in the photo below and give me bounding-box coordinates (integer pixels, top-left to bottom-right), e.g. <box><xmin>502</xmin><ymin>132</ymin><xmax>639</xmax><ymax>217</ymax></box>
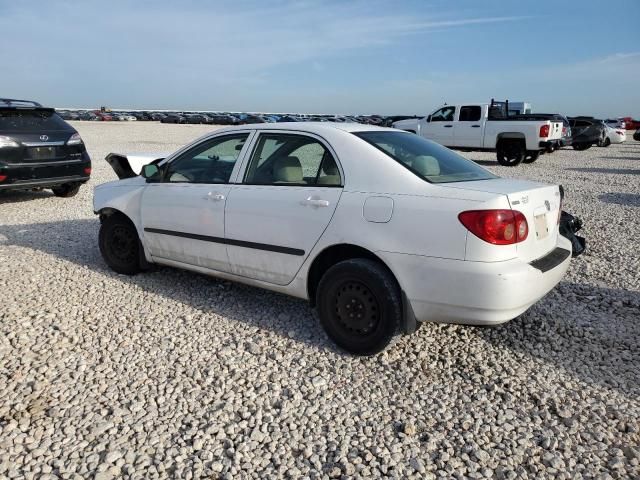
<box><xmin>380</xmin><ymin>235</ymin><xmax>572</xmax><ymax>326</ymax></box>
<box><xmin>539</xmin><ymin>139</ymin><xmax>562</xmax><ymax>149</ymax></box>
<box><xmin>0</xmin><ymin>174</ymin><xmax>90</xmax><ymax>190</ymax></box>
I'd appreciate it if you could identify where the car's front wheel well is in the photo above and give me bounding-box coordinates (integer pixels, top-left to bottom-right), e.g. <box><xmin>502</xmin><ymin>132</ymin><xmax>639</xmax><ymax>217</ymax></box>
<box><xmin>307</xmin><ymin>244</ymin><xmax>397</xmax><ymax>306</ymax></box>
<box><xmin>98</xmin><ymin>207</ymin><xmax>129</xmax><ymax>224</ymax></box>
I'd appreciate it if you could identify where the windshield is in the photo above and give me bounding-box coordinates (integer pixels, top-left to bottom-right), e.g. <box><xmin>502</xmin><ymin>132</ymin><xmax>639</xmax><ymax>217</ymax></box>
<box><xmin>354</xmin><ymin>131</ymin><xmax>497</xmax><ymax>184</ymax></box>
<box><xmin>0</xmin><ymin>109</ymin><xmax>72</xmax><ymax>131</ymax></box>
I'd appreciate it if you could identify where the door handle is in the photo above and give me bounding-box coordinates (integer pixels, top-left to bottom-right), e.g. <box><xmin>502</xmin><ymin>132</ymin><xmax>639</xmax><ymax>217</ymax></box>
<box><xmin>444</xmin><ymin>125</ymin><xmax>453</xmax><ymax>128</ymax></box>
<box><xmin>471</xmin><ymin>125</ymin><xmax>481</xmax><ymax>128</ymax></box>
<box><xmin>301</xmin><ymin>196</ymin><xmax>330</xmax><ymax>207</ymax></box>
<box><xmin>204</xmin><ymin>192</ymin><xmax>225</xmax><ymax>201</ymax></box>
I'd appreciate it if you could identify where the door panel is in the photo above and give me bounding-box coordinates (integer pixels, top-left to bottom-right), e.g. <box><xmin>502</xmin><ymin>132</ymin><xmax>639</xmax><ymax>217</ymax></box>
<box><xmin>140</xmin><ymin>133</ymin><xmax>252</xmax><ymax>271</ymax></box>
<box><xmin>141</xmin><ymin>184</ymin><xmax>231</xmax><ymax>271</ymax></box>
<box><xmin>423</xmin><ymin>106</ymin><xmax>456</xmax><ymax>146</ymax></box>
<box><xmin>224</xmin><ymin>131</ymin><xmax>343</xmax><ymax>285</ymax></box>
<box><xmin>224</xmin><ymin>185</ymin><xmax>341</xmax><ymax>284</ymax></box>
<box><xmin>454</xmin><ymin>105</ymin><xmax>484</xmax><ymax>148</ymax></box>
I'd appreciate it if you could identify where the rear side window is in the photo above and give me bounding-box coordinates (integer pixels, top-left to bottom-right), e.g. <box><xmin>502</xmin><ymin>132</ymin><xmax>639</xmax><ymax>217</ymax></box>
<box><xmin>459</xmin><ymin>106</ymin><xmax>482</xmax><ymax>122</ymax></box>
<box><xmin>0</xmin><ymin>110</ymin><xmax>72</xmax><ymax>131</ymax></box>
<box><xmin>244</xmin><ymin>133</ymin><xmax>341</xmax><ymax>186</ymax></box>
<box><xmin>355</xmin><ymin>131</ymin><xmax>497</xmax><ymax>184</ymax></box>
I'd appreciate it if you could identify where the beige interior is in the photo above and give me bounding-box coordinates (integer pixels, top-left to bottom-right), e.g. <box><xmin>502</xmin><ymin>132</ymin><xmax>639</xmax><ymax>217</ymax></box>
<box><xmin>273</xmin><ymin>156</ymin><xmax>303</xmax><ymax>183</ymax></box>
<box><xmin>412</xmin><ymin>155</ymin><xmax>440</xmax><ymax>177</ymax></box>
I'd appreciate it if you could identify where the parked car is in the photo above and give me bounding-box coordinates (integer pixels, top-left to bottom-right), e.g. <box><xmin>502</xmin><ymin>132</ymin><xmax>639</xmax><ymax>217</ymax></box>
<box><xmin>605</xmin><ymin>119</ymin><xmax>626</xmax><ymax>130</ymax></box>
<box><xmin>619</xmin><ymin>117</ymin><xmax>640</xmax><ymax>130</ymax></box>
<box><xmin>94</xmin><ymin>123</ymin><xmax>577</xmax><ymax>354</ymax></box>
<box><xmin>79</xmin><ymin>112</ymin><xmax>98</xmax><ymax>121</ymax></box>
<box><xmin>0</xmin><ymin>98</ymin><xmax>91</xmax><ymax>197</ymax></box>
<box><xmin>600</xmin><ymin>125</ymin><xmax>626</xmax><ymax>146</ymax></box>
<box><xmin>160</xmin><ymin>114</ymin><xmax>185</xmax><ymax>124</ymax></box>
<box><xmin>184</xmin><ymin>114</ymin><xmax>208</xmax><ymax>124</ymax></box>
<box><xmin>393</xmin><ymin>100</ymin><xmax>564</xmax><ymax>166</ymax></box>
<box><xmin>239</xmin><ymin>114</ymin><xmax>266</xmax><ymax>124</ymax></box>
<box><xmin>567</xmin><ymin>117</ymin><xmax>606</xmax><ymax>150</ymax></box>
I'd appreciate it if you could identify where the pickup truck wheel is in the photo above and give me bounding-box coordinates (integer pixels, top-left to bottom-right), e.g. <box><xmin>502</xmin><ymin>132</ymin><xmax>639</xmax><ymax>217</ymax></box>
<box><xmin>99</xmin><ymin>214</ymin><xmax>142</xmax><ymax>275</ymax></box>
<box><xmin>316</xmin><ymin>259</ymin><xmax>401</xmax><ymax>356</ymax></box>
<box><xmin>496</xmin><ymin>141</ymin><xmax>525</xmax><ymax>166</ymax></box>
<box><xmin>51</xmin><ymin>183</ymin><xmax>81</xmax><ymax>198</ymax></box>
<box><xmin>523</xmin><ymin>151</ymin><xmax>540</xmax><ymax>163</ymax></box>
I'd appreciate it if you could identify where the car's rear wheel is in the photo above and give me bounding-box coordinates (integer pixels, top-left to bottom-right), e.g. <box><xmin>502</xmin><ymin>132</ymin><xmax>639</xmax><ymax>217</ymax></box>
<box><xmin>601</xmin><ymin>137</ymin><xmax>611</xmax><ymax>147</ymax></box>
<box><xmin>523</xmin><ymin>151</ymin><xmax>540</xmax><ymax>163</ymax></box>
<box><xmin>316</xmin><ymin>259</ymin><xmax>401</xmax><ymax>355</ymax></box>
<box><xmin>99</xmin><ymin>214</ymin><xmax>142</xmax><ymax>275</ymax></box>
<box><xmin>496</xmin><ymin>140</ymin><xmax>525</xmax><ymax>166</ymax></box>
<box><xmin>51</xmin><ymin>183</ymin><xmax>81</xmax><ymax>198</ymax></box>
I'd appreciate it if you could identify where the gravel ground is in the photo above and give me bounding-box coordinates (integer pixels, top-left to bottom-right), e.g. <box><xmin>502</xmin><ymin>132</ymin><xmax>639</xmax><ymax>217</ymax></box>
<box><xmin>1</xmin><ymin>121</ymin><xmax>638</xmax><ymax>479</ymax></box>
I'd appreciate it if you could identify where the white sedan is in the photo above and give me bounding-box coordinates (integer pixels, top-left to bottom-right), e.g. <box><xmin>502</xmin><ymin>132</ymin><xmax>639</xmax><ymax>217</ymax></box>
<box><xmin>94</xmin><ymin>123</ymin><xmax>572</xmax><ymax>354</ymax></box>
<box><xmin>601</xmin><ymin>125</ymin><xmax>626</xmax><ymax>146</ymax></box>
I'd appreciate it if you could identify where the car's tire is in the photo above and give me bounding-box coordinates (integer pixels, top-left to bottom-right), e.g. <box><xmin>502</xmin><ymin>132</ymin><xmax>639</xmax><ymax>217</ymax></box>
<box><xmin>496</xmin><ymin>140</ymin><xmax>525</xmax><ymax>166</ymax></box>
<box><xmin>99</xmin><ymin>214</ymin><xmax>142</xmax><ymax>275</ymax></box>
<box><xmin>601</xmin><ymin>137</ymin><xmax>611</xmax><ymax>147</ymax></box>
<box><xmin>523</xmin><ymin>151</ymin><xmax>540</xmax><ymax>163</ymax></box>
<box><xmin>51</xmin><ymin>183</ymin><xmax>81</xmax><ymax>198</ymax></box>
<box><xmin>316</xmin><ymin>259</ymin><xmax>401</xmax><ymax>356</ymax></box>
<box><xmin>572</xmin><ymin>143</ymin><xmax>591</xmax><ymax>151</ymax></box>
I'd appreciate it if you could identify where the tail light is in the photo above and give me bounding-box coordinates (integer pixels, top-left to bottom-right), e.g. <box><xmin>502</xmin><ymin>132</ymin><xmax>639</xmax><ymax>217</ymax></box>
<box><xmin>67</xmin><ymin>133</ymin><xmax>83</xmax><ymax>145</ymax></box>
<box><xmin>83</xmin><ymin>167</ymin><xmax>92</xmax><ymax>175</ymax></box>
<box><xmin>616</xmin><ymin>130</ymin><xmax>624</xmax><ymax>135</ymax></box>
<box><xmin>539</xmin><ymin>125</ymin><xmax>550</xmax><ymax>138</ymax></box>
<box><xmin>562</xmin><ymin>127</ymin><xmax>566</xmax><ymax>135</ymax></box>
<box><xmin>0</xmin><ymin>136</ymin><xmax>20</xmax><ymax>148</ymax></box>
<box><xmin>458</xmin><ymin>209</ymin><xmax>528</xmax><ymax>245</ymax></box>
<box><xmin>0</xmin><ymin>174</ymin><xmax>7</xmax><ymax>182</ymax></box>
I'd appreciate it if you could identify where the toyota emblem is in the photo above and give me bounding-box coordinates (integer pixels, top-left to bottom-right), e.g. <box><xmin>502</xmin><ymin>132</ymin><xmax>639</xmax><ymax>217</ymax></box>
<box><xmin>40</xmin><ymin>135</ymin><xmax>49</xmax><ymax>141</ymax></box>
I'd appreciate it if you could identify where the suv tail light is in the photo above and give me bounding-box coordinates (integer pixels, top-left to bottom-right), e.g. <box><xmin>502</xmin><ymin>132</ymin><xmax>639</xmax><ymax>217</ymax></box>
<box><xmin>67</xmin><ymin>133</ymin><xmax>83</xmax><ymax>145</ymax></box>
<box><xmin>458</xmin><ymin>209</ymin><xmax>528</xmax><ymax>245</ymax></box>
<box><xmin>0</xmin><ymin>136</ymin><xmax>20</xmax><ymax>148</ymax></box>
<box><xmin>0</xmin><ymin>174</ymin><xmax>7</xmax><ymax>182</ymax></box>
<box><xmin>539</xmin><ymin>124</ymin><xmax>550</xmax><ymax>138</ymax></box>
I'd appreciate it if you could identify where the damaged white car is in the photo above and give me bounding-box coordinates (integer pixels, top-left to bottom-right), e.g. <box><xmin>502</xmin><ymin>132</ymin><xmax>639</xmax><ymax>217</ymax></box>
<box><xmin>94</xmin><ymin>123</ymin><xmax>579</xmax><ymax>354</ymax></box>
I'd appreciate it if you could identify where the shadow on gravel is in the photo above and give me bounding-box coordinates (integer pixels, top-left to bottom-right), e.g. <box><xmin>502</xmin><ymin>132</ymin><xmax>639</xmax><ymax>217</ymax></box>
<box><xmin>598</xmin><ymin>192</ymin><xmax>640</xmax><ymax>207</ymax></box>
<box><xmin>0</xmin><ymin>189</ymin><xmax>53</xmax><ymax>204</ymax></box>
<box><xmin>2</xmin><ymin>219</ymin><xmax>639</xmax><ymax>396</ymax></box>
<box><xmin>0</xmin><ymin>218</ymin><xmax>331</xmax><ymax>351</ymax></box>
<box><xmin>472</xmin><ymin>282</ymin><xmax>640</xmax><ymax>398</ymax></box>
<box><xmin>598</xmin><ymin>156</ymin><xmax>640</xmax><ymax>161</ymax></box>
<box><xmin>566</xmin><ymin>167</ymin><xmax>639</xmax><ymax>175</ymax></box>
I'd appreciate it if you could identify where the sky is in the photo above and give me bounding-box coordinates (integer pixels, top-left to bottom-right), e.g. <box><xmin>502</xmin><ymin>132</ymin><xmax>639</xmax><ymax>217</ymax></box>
<box><xmin>1</xmin><ymin>0</ymin><xmax>639</xmax><ymax>118</ymax></box>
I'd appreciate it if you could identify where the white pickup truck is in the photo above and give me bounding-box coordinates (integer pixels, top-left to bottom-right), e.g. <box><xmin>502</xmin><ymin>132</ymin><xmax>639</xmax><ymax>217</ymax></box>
<box><xmin>392</xmin><ymin>100</ymin><xmax>564</xmax><ymax>166</ymax></box>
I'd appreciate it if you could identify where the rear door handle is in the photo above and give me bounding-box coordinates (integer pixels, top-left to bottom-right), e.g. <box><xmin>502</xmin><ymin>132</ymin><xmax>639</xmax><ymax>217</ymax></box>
<box><xmin>301</xmin><ymin>196</ymin><xmax>330</xmax><ymax>207</ymax></box>
<box><xmin>471</xmin><ymin>125</ymin><xmax>481</xmax><ymax>128</ymax></box>
<box><xmin>204</xmin><ymin>192</ymin><xmax>225</xmax><ymax>201</ymax></box>
<box><xmin>444</xmin><ymin>125</ymin><xmax>453</xmax><ymax>128</ymax></box>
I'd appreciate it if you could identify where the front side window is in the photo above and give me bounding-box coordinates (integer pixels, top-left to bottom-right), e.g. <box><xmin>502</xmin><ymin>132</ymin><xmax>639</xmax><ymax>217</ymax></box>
<box><xmin>244</xmin><ymin>133</ymin><xmax>341</xmax><ymax>186</ymax></box>
<box><xmin>164</xmin><ymin>134</ymin><xmax>248</xmax><ymax>183</ymax></box>
<box><xmin>459</xmin><ymin>106</ymin><xmax>482</xmax><ymax>122</ymax></box>
<box><xmin>355</xmin><ymin>131</ymin><xmax>497</xmax><ymax>184</ymax></box>
<box><xmin>430</xmin><ymin>106</ymin><xmax>456</xmax><ymax>122</ymax></box>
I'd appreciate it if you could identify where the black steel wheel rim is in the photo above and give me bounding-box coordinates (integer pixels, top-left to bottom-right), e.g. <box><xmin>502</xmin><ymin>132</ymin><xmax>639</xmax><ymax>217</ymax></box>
<box><xmin>334</xmin><ymin>280</ymin><xmax>380</xmax><ymax>336</ymax></box>
<box><xmin>109</xmin><ymin>226</ymin><xmax>137</xmax><ymax>264</ymax></box>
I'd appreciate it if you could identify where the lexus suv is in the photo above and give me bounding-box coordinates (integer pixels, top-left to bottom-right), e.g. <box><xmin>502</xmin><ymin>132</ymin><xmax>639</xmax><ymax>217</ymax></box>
<box><xmin>0</xmin><ymin>98</ymin><xmax>91</xmax><ymax>197</ymax></box>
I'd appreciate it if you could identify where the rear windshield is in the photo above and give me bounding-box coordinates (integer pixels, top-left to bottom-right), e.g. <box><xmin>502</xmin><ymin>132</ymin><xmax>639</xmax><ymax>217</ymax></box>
<box><xmin>354</xmin><ymin>131</ymin><xmax>497</xmax><ymax>184</ymax></box>
<box><xmin>0</xmin><ymin>109</ymin><xmax>72</xmax><ymax>131</ymax></box>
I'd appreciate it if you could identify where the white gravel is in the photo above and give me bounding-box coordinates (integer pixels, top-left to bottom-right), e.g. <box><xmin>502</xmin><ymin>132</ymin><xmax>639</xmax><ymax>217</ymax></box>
<box><xmin>1</xmin><ymin>121</ymin><xmax>639</xmax><ymax>479</ymax></box>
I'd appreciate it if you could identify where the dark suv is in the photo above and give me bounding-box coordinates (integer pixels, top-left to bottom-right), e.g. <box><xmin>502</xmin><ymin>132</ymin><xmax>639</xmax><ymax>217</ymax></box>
<box><xmin>0</xmin><ymin>98</ymin><xmax>91</xmax><ymax>197</ymax></box>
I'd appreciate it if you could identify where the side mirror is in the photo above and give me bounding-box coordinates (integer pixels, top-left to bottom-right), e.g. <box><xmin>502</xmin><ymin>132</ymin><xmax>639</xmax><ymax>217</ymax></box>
<box><xmin>426</xmin><ymin>115</ymin><xmax>432</xmax><ymax>123</ymax></box>
<box><xmin>141</xmin><ymin>163</ymin><xmax>160</xmax><ymax>181</ymax></box>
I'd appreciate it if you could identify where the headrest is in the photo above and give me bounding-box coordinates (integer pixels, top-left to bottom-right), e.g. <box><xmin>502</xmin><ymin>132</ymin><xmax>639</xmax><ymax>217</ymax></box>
<box><xmin>412</xmin><ymin>155</ymin><xmax>440</xmax><ymax>177</ymax></box>
<box><xmin>274</xmin><ymin>156</ymin><xmax>303</xmax><ymax>183</ymax></box>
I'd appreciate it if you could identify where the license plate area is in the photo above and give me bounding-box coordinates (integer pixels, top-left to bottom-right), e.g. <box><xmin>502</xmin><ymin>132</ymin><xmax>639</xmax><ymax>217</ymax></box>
<box><xmin>29</xmin><ymin>146</ymin><xmax>57</xmax><ymax>160</ymax></box>
<box><xmin>534</xmin><ymin>213</ymin><xmax>549</xmax><ymax>240</ymax></box>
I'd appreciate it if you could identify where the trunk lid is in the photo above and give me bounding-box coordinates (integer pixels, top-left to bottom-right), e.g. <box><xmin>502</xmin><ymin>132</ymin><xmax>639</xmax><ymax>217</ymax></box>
<box><xmin>442</xmin><ymin>178</ymin><xmax>562</xmax><ymax>262</ymax></box>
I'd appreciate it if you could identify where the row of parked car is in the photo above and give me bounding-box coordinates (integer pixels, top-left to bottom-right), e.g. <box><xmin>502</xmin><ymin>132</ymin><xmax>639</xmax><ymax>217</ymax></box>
<box><xmin>57</xmin><ymin>109</ymin><xmax>412</xmax><ymax>127</ymax></box>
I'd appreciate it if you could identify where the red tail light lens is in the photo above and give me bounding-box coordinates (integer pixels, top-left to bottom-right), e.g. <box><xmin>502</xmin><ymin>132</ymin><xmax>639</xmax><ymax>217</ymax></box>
<box><xmin>459</xmin><ymin>209</ymin><xmax>528</xmax><ymax>245</ymax></box>
<box><xmin>83</xmin><ymin>167</ymin><xmax>92</xmax><ymax>175</ymax></box>
<box><xmin>539</xmin><ymin>124</ymin><xmax>550</xmax><ymax>138</ymax></box>
<box><xmin>0</xmin><ymin>174</ymin><xmax>7</xmax><ymax>182</ymax></box>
